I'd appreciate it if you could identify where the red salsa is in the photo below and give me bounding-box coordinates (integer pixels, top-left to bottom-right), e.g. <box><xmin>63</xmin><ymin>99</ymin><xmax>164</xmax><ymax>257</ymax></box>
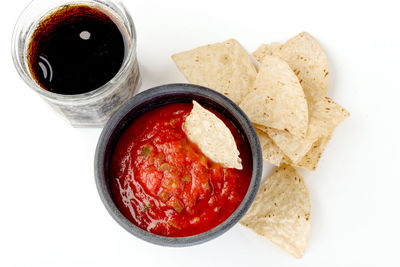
<box><xmin>110</xmin><ymin>103</ymin><xmax>252</xmax><ymax>237</ymax></box>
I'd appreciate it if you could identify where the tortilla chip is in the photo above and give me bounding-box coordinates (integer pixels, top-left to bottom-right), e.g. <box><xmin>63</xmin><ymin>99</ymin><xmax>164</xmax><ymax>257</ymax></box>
<box><xmin>184</xmin><ymin>101</ymin><xmax>242</xmax><ymax>169</ymax></box>
<box><xmin>283</xmin><ymin>135</ymin><xmax>331</xmax><ymax>171</ymax></box>
<box><xmin>256</xmin><ymin>129</ymin><xmax>284</xmax><ymax>166</ymax></box>
<box><xmin>172</xmin><ymin>39</ymin><xmax>257</xmax><ymax>104</ymax></box>
<box><xmin>308</xmin><ymin>97</ymin><xmax>350</xmax><ymax>137</ymax></box>
<box><xmin>253</xmin><ymin>123</ymin><xmax>269</xmax><ymax>133</ymax></box>
<box><xmin>240</xmin><ymin>165</ymin><xmax>311</xmax><ymax>258</ymax></box>
<box><xmin>265</xmin><ymin>127</ymin><xmax>317</xmax><ymax>164</ymax></box>
<box><xmin>254</xmin><ymin>32</ymin><xmax>329</xmax><ymax>103</ymax></box>
<box><xmin>257</xmin><ymin>97</ymin><xmax>349</xmax><ymax>163</ymax></box>
<box><xmin>252</xmin><ymin>42</ymin><xmax>282</xmax><ymax>62</ymax></box>
<box><xmin>239</xmin><ymin>55</ymin><xmax>308</xmax><ymax>138</ymax></box>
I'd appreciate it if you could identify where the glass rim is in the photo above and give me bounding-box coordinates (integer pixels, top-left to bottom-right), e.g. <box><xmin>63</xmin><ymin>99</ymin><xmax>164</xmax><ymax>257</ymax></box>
<box><xmin>11</xmin><ymin>0</ymin><xmax>137</xmax><ymax>103</ymax></box>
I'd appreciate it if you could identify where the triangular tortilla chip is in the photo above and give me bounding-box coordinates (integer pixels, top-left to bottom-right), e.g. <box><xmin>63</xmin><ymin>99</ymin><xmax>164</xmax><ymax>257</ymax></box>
<box><xmin>307</xmin><ymin>97</ymin><xmax>350</xmax><ymax>137</ymax></box>
<box><xmin>172</xmin><ymin>39</ymin><xmax>257</xmax><ymax>104</ymax></box>
<box><xmin>184</xmin><ymin>101</ymin><xmax>242</xmax><ymax>169</ymax></box>
<box><xmin>239</xmin><ymin>55</ymin><xmax>308</xmax><ymax>138</ymax></box>
<box><xmin>265</xmin><ymin>127</ymin><xmax>317</xmax><ymax>164</ymax></box>
<box><xmin>253</xmin><ymin>32</ymin><xmax>329</xmax><ymax>103</ymax></box>
<box><xmin>256</xmin><ymin>129</ymin><xmax>284</xmax><ymax>166</ymax></box>
<box><xmin>240</xmin><ymin>165</ymin><xmax>311</xmax><ymax>258</ymax></box>
<box><xmin>252</xmin><ymin>42</ymin><xmax>282</xmax><ymax>62</ymax></box>
<box><xmin>283</xmin><ymin>135</ymin><xmax>332</xmax><ymax>171</ymax></box>
<box><xmin>257</xmin><ymin>97</ymin><xmax>349</xmax><ymax>164</ymax></box>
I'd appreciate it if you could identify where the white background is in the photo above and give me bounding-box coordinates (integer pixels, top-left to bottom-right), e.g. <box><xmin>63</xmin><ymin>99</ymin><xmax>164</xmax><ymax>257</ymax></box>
<box><xmin>1</xmin><ymin>0</ymin><xmax>399</xmax><ymax>266</ymax></box>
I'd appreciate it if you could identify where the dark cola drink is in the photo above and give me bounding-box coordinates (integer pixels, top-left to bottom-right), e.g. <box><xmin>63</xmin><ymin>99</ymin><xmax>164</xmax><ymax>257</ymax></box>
<box><xmin>27</xmin><ymin>4</ymin><xmax>127</xmax><ymax>95</ymax></box>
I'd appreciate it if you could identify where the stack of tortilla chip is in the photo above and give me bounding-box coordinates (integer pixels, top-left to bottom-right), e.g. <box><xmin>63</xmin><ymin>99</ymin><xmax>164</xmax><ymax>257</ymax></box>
<box><xmin>172</xmin><ymin>32</ymin><xmax>349</xmax><ymax>171</ymax></box>
<box><xmin>171</xmin><ymin>32</ymin><xmax>349</xmax><ymax>258</ymax></box>
<box><xmin>249</xmin><ymin>32</ymin><xmax>349</xmax><ymax>170</ymax></box>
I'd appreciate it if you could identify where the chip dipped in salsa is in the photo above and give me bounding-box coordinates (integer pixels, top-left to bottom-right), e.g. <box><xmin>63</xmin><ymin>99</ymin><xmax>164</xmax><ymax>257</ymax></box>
<box><xmin>110</xmin><ymin>103</ymin><xmax>252</xmax><ymax>237</ymax></box>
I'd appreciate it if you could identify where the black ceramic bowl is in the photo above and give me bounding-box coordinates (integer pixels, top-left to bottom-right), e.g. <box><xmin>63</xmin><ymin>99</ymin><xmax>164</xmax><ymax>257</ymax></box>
<box><xmin>94</xmin><ymin>83</ymin><xmax>262</xmax><ymax>246</ymax></box>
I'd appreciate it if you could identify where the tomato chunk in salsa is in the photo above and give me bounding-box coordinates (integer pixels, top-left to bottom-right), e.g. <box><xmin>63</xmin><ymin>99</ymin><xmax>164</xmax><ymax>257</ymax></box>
<box><xmin>110</xmin><ymin>103</ymin><xmax>252</xmax><ymax>237</ymax></box>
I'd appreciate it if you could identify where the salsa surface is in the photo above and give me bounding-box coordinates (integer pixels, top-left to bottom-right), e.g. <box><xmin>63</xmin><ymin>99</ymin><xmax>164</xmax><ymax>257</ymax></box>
<box><xmin>110</xmin><ymin>103</ymin><xmax>252</xmax><ymax>237</ymax></box>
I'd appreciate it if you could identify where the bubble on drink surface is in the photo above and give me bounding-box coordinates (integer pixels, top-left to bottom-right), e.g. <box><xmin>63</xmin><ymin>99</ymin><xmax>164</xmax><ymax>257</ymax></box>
<box><xmin>79</xmin><ymin>31</ymin><xmax>91</xmax><ymax>40</ymax></box>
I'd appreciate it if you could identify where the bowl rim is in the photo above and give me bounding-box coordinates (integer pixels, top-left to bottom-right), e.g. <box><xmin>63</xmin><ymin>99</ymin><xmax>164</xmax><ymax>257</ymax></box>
<box><xmin>94</xmin><ymin>83</ymin><xmax>262</xmax><ymax>246</ymax></box>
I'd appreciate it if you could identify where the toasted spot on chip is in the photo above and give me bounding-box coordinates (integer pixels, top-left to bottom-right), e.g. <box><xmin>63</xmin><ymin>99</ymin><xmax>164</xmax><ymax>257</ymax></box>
<box><xmin>240</xmin><ymin>165</ymin><xmax>311</xmax><ymax>258</ymax></box>
<box><xmin>255</xmin><ymin>128</ymin><xmax>284</xmax><ymax>166</ymax></box>
<box><xmin>172</xmin><ymin>39</ymin><xmax>257</xmax><ymax>104</ymax></box>
<box><xmin>184</xmin><ymin>101</ymin><xmax>242</xmax><ymax>169</ymax></box>
<box><xmin>283</xmin><ymin>135</ymin><xmax>332</xmax><ymax>171</ymax></box>
<box><xmin>254</xmin><ymin>32</ymin><xmax>329</xmax><ymax>103</ymax></box>
<box><xmin>239</xmin><ymin>55</ymin><xmax>308</xmax><ymax>138</ymax></box>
